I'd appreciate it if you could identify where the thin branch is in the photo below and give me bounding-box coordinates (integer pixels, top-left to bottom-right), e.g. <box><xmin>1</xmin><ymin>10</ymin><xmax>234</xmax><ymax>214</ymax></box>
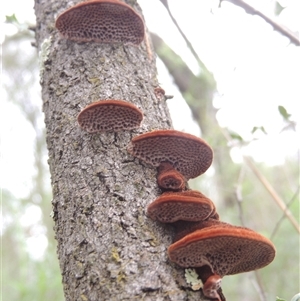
<box><xmin>222</xmin><ymin>0</ymin><xmax>300</xmax><ymax>46</ymax></box>
<box><xmin>235</xmin><ymin>165</ymin><xmax>267</xmax><ymax>301</ymax></box>
<box><xmin>270</xmin><ymin>186</ymin><xmax>300</xmax><ymax>239</ymax></box>
<box><xmin>235</xmin><ymin>165</ymin><xmax>246</xmax><ymax>226</ymax></box>
<box><xmin>159</xmin><ymin>0</ymin><xmax>212</xmax><ymax>73</ymax></box>
<box><xmin>243</xmin><ymin>156</ymin><xmax>300</xmax><ymax>234</ymax></box>
<box><xmin>251</xmin><ymin>272</ymin><xmax>267</xmax><ymax>301</ymax></box>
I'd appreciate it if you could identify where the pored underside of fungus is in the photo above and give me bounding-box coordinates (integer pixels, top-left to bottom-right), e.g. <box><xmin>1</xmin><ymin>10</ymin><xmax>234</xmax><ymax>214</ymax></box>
<box><xmin>77</xmin><ymin>100</ymin><xmax>143</xmax><ymax>133</ymax></box>
<box><xmin>55</xmin><ymin>0</ymin><xmax>145</xmax><ymax>45</ymax></box>
<box><xmin>168</xmin><ymin>223</ymin><xmax>276</xmax><ymax>276</ymax></box>
<box><xmin>127</xmin><ymin>130</ymin><xmax>213</xmax><ymax>180</ymax></box>
<box><xmin>147</xmin><ymin>190</ymin><xmax>216</xmax><ymax>223</ymax></box>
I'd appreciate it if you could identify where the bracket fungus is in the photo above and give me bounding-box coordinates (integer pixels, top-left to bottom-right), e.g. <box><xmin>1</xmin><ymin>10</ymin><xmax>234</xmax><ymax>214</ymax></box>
<box><xmin>156</xmin><ymin>162</ymin><xmax>186</xmax><ymax>191</ymax></box>
<box><xmin>77</xmin><ymin>100</ymin><xmax>143</xmax><ymax>133</ymax></box>
<box><xmin>193</xmin><ymin>265</ymin><xmax>225</xmax><ymax>301</ymax></box>
<box><xmin>147</xmin><ymin>190</ymin><xmax>216</xmax><ymax>223</ymax></box>
<box><xmin>202</xmin><ymin>274</ymin><xmax>223</xmax><ymax>301</ymax></box>
<box><xmin>168</xmin><ymin>221</ymin><xmax>276</xmax><ymax>277</ymax></box>
<box><xmin>55</xmin><ymin>0</ymin><xmax>145</xmax><ymax>45</ymax></box>
<box><xmin>127</xmin><ymin>130</ymin><xmax>213</xmax><ymax>184</ymax></box>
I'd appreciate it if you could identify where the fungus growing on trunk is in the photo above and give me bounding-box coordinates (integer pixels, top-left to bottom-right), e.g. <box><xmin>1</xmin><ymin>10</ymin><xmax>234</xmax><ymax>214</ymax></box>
<box><xmin>168</xmin><ymin>221</ymin><xmax>276</xmax><ymax>275</ymax></box>
<box><xmin>55</xmin><ymin>0</ymin><xmax>145</xmax><ymax>45</ymax></box>
<box><xmin>169</xmin><ymin>220</ymin><xmax>275</xmax><ymax>300</ymax></box>
<box><xmin>77</xmin><ymin>100</ymin><xmax>143</xmax><ymax>133</ymax></box>
<box><xmin>156</xmin><ymin>162</ymin><xmax>186</xmax><ymax>191</ymax></box>
<box><xmin>147</xmin><ymin>190</ymin><xmax>216</xmax><ymax>223</ymax></box>
<box><xmin>202</xmin><ymin>274</ymin><xmax>222</xmax><ymax>301</ymax></box>
<box><xmin>192</xmin><ymin>265</ymin><xmax>225</xmax><ymax>301</ymax></box>
<box><xmin>127</xmin><ymin>130</ymin><xmax>213</xmax><ymax>190</ymax></box>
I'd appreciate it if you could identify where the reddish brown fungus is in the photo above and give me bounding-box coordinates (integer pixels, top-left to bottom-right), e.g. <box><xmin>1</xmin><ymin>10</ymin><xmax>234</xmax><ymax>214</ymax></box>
<box><xmin>157</xmin><ymin>162</ymin><xmax>186</xmax><ymax>191</ymax></box>
<box><xmin>55</xmin><ymin>0</ymin><xmax>145</xmax><ymax>45</ymax></box>
<box><xmin>127</xmin><ymin>130</ymin><xmax>213</xmax><ymax>180</ymax></box>
<box><xmin>168</xmin><ymin>221</ymin><xmax>276</xmax><ymax>277</ymax></box>
<box><xmin>194</xmin><ymin>265</ymin><xmax>225</xmax><ymax>301</ymax></box>
<box><xmin>172</xmin><ymin>218</ymin><xmax>221</xmax><ymax>242</ymax></box>
<box><xmin>202</xmin><ymin>274</ymin><xmax>222</xmax><ymax>301</ymax></box>
<box><xmin>154</xmin><ymin>87</ymin><xmax>165</xmax><ymax>101</ymax></box>
<box><xmin>77</xmin><ymin>100</ymin><xmax>143</xmax><ymax>133</ymax></box>
<box><xmin>147</xmin><ymin>190</ymin><xmax>216</xmax><ymax>223</ymax></box>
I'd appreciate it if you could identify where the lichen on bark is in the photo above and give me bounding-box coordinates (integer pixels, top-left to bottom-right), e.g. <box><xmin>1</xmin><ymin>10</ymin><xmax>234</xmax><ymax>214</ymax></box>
<box><xmin>34</xmin><ymin>0</ymin><xmax>207</xmax><ymax>300</ymax></box>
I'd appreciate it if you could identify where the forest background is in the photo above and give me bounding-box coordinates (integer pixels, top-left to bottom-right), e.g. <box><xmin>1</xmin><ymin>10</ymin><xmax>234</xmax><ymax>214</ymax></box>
<box><xmin>1</xmin><ymin>0</ymin><xmax>299</xmax><ymax>300</ymax></box>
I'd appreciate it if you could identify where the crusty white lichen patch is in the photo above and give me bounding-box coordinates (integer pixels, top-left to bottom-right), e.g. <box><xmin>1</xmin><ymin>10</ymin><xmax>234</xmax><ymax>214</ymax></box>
<box><xmin>185</xmin><ymin>268</ymin><xmax>203</xmax><ymax>291</ymax></box>
<box><xmin>39</xmin><ymin>36</ymin><xmax>52</xmax><ymax>80</ymax></box>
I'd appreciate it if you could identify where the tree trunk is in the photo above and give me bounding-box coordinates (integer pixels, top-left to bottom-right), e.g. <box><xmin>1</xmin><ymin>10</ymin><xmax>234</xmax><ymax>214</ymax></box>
<box><xmin>34</xmin><ymin>0</ymin><xmax>206</xmax><ymax>300</ymax></box>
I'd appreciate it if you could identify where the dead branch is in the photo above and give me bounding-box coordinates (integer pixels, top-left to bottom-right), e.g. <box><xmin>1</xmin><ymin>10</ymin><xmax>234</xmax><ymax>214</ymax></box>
<box><xmin>222</xmin><ymin>0</ymin><xmax>300</xmax><ymax>46</ymax></box>
<box><xmin>243</xmin><ymin>156</ymin><xmax>300</xmax><ymax>234</ymax></box>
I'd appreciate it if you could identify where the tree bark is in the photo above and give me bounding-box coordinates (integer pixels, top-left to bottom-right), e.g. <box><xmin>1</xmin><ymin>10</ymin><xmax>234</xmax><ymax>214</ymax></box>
<box><xmin>34</xmin><ymin>0</ymin><xmax>206</xmax><ymax>300</ymax></box>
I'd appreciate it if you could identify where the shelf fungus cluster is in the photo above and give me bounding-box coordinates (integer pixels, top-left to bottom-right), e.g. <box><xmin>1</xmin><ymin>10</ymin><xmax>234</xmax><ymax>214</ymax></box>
<box><xmin>128</xmin><ymin>130</ymin><xmax>275</xmax><ymax>300</ymax></box>
<box><xmin>75</xmin><ymin>98</ymin><xmax>275</xmax><ymax>299</ymax></box>
<box><xmin>56</xmin><ymin>2</ymin><xmax>275</xmax><ymax>300</ymax></box>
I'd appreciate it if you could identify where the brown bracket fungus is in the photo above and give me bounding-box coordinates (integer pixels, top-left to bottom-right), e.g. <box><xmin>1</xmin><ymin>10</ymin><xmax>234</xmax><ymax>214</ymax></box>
<box><xmin>147</xmin><ymin>190</ymin><xmax>216</xmax><ymax>223</ymax></box>
<box><xmin>172</xmin><ymin>218</ymin><xmax>222</xmax><ymax>243</ymax></box>
<box><xmin>196</xmin><ymin>265</ymin><xmax>225</xmax><ymax>301</ymax></box>
<box><xmin>168</xmin><ymin>220</ymin><xmax>275</xmax><ymax>300</ymax></box>
<box><xmin>156</xmin><ymin>162</ymin><xmax>186</xmax><ymax>191</ymax></box>
<box><xmin>55</xmin><ymin>0</ymin><xmax>145</xmax><ymax>45</ymax></box>
<box><xmin>127</xmin><ymin>130</ymin><xmax>213</xmax><ymax>187</ymax></box>
<box><xmin>77</xmin><ymin>100</ymin><xmax>143</xmax><ymax>133</ymax></box>
<box><xmin>168</xmin><ymin>220</ymin><xmax>275</xmax><ymax>275</ymax></box>
<box><xmin>202</xmin><ymin>274</ymin><xmax>222</xmax><ymax>301</ymax></box>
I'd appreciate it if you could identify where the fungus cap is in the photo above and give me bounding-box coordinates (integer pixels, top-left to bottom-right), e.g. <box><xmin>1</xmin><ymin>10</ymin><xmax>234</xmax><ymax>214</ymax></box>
<box><xmin>127</xmin><ymin>130</ymin><xmax>213</xmax><ymax>180</ymax></box>
<box><xmin>55</xmin><ymin>0</ymin><xmax>145</xmax><ymax>45</ymax></box>
<box><xmin>157</xmin><ymin>162</ymin><xmax>186</xmax><ymax>191</ymax></box>
<box><xmin>77</xmin><ymin>100</ymin><xmax>143</xmax><ymax>133</ymax></box>
<box><xmin>147</xmin><ymin>190</ymin><xmax>216</xmax><ymax>223</ymax></box>
<box><xmin>203</xmin><ymin>274</ymin><xmax>222</xmax><ymax>300</ymax></box>
<box><xmin>168</xmin><ymin>223</ymin><xmax>276</xmax><ymax>276</ymax></box>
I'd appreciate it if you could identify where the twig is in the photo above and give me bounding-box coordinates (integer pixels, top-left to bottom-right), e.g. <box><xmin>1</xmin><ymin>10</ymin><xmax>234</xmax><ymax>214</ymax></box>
<box><xmin>221</xmin><ymin>0</ymin><xmax>300</xmax><ymax>46</ymax></box>
<box><xmin>243</xmin><ymin>156</ymin><xmax>300</xmax><ymax>234</ymax></box>
<box><xmin>235</xmin><ymin>165</ymin><xmax>267</xmax><ymax>301</ymax></box>
<box><xmin>159</xmin><ymin>0</ymin><xmax>211</xmax><ymax>73</ymax></box>
<box><xmin>270</xmin><ymin>186</ymin><xmax>300</xmax><ymax>239</ymax></box>
<box><xmin>235</xmin><ymin>165</ymin><xmax>246</xmax><ymax>226</ymax></box>
<box><xmin>251</xmin><ymin>271</ymin><xmax>267</xmax><ymax>301</ymax></box>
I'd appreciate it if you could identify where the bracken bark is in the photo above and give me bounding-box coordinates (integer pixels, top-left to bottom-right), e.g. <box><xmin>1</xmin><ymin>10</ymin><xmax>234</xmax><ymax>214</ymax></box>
<box><xmin>34</xmin><ymin>0</ymin><xmax>206</xmax><ymax>300</ymax></box>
